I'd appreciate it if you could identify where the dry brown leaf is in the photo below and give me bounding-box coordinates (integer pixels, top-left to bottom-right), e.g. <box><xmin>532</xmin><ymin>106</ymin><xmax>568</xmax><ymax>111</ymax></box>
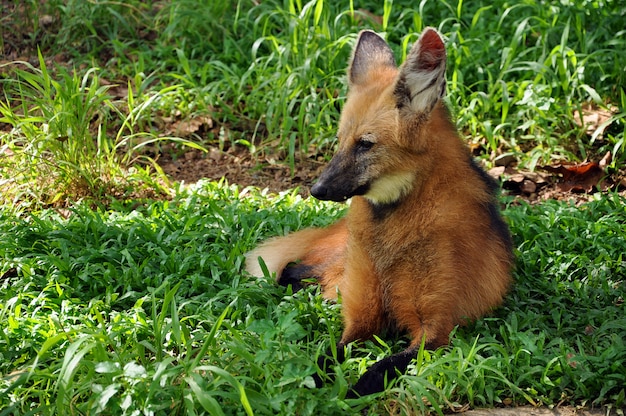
<box><xmin>541</xmin><ymin>161</ymin><xmax>606</xmax><ymax>193</ymax></box>
<box><xmin>355</xmin><ymin>9</ymin><xmax>383</xmax><ymax>26</ymax></box>
<box><xmin>487</xmin><ymin>166</ymin><xmax>506</xmax><ymax>179</ymax></box>
<box><xmin>100</xmin><ymin>79</ymin><xmax>129</xmax><ymax>100</ymax></box>
<box><xmin>166</xmin><ymin>115</ymin><xmax>214</xmax><ymax>136</ymax></box>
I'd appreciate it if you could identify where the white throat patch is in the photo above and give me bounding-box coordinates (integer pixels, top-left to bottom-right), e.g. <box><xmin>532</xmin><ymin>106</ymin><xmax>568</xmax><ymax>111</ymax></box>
<box><xmin>364</xmin><ymin>171</ymin><xmax>415</xmax><ymax>205</ymax></box>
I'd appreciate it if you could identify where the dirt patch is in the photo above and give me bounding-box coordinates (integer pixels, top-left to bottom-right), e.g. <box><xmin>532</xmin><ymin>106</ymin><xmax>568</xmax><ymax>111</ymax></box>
<box><xmin>152</xmin><ymin>113</ymin><xmax>626</xmax><ymax>204</ymax></box>
<box><xmin>156</xmin><ymin>142</ymin><xmax>626</xmax><ymax>204</ymax></box>
<box><xmin>156</xmin><ymin>143</ymin><xmax>325</xmax><ymax>196</ymax></box>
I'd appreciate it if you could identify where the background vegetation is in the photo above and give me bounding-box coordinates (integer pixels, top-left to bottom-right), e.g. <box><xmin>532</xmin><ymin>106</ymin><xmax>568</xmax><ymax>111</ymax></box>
<box><xmin>1</xmin><ymin>0</ymin><xmax>625</xmax><ymax>206</ymax></box>
<box><xmin>1</xmin><ymin>0</ymin><xmax>625</xmax><ymax>414</ymax></box>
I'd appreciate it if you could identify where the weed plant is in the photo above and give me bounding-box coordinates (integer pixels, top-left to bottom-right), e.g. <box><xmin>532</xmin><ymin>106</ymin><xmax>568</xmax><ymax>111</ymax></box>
<box><xmin>1</xmin><ymin>181</ymin><xmax>625</xmax><ymax>414</ymax></box>
<box><xmin>0</xmin><ymin>52</ymin><xmax>202</xmax><ymax>207</ymax></box>
<box><xmin>153</xmin><ymin>0</ymin><xmax>626</xmax><ymax>169</ymax></box>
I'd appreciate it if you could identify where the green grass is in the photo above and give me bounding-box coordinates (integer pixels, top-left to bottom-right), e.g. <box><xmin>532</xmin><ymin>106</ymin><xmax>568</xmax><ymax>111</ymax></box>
<box><xmin>1</xmin><ymin>181</ymin><xmax>625</xmax><ymax>414</ymax></box>
<box><xmin>2</xmin><ymin>0</ymin><xmax>625</xmax><ymax>206</ymax></box>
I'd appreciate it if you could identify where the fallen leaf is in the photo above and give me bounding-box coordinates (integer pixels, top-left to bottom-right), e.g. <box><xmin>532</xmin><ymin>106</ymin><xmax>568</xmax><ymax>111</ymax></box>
<box><xmin>487</xmin><ymin>166</ymin><xmax>505</xmax><ymax>179</ymax></box>
<box><xmin>541</xmin><ymin>161</ymin><xmax>606</xmax><ymax>193</ymax></box>
<box><xmin>521</xmin><ymin>171</ymin><xmax>548</xmax><ymax>185</ymax></box>
<box><xmin>508</xmin><ymin>173</ymin><xmax>525</xmax><ymax>184</ymax></box>
<box><xmin>599</xmin><ymin>151</ymin><xmax>612</xmax><ymax>169</ymax></box>
<box><xmin>39</xmin><ymin>15</ymin><xmax>55</xmax><ymax>27</ymax></box>
<box><xmin>355</xmin><ymin>9</ymin><xmax>383</xmax><ymax>26</ymax></box>
<box><xmin>566</xmin><ymin>353</ymin><xmax>578</xmax><ymax>368</ymax></box>
<box><xmin>498</xmin><ymin>167</ymin><xmax>550</xmax><ymax>196</ymax></box>
<box><xmin>100</xmin><ymin>79</ymin><xmax>129</xmax><ymax>100</ymax></box>
<box><xmin>494</xmin><ymin>153</ymin><xmax>517</xmax><ymax>167</ymax></box>
<box><xmin>166</xmin><ymin>115</ymin><xmax>214</xmax><ymax>137</ymax></box>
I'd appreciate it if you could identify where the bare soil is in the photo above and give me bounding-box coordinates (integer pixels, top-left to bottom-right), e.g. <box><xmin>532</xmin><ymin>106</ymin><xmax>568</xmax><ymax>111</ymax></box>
<box><xmin>156</xmin><ymin>142</ymin><xmax>626</xmax><ymax>205</ymax></box>
<box><xmin>156</xmin><ymin>144</ymin><xmax>325</xmax><ymax>196</ymax></box>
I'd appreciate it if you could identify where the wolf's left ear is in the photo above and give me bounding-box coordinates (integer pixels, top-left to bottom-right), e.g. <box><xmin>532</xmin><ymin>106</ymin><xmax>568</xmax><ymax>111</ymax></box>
<box><xmin>349</xmin><ymin>30</ymin><xmax>396</xmax><ymax>86</ymax></box>
<box><xmin>395</xmin><ymin>28</ymin><xmax>447</xmax><ymax>114</ymax></box>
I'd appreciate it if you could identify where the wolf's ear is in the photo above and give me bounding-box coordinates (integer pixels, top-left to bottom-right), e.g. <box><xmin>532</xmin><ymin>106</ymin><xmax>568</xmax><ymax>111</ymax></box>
<box><xmin>349</xmin><ymin>30</ymin><xmax>396</xmax><ymax>86</ymax></box>
<box><xmin>395</xmin><ymin>28</ymin><xmax>447</xmax><ymax>114</ymax></box>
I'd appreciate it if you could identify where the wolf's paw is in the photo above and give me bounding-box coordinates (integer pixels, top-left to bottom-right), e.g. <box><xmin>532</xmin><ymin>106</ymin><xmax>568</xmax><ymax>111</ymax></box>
<box><xmin>347</xmin><ymin>367</ymin><xmax>387</xmax><ymax>398</ymax></box>
<box><xmin>346</xmin><ymin>348</ymin><xmax>417</xmax><ymax>398</ymax></box>
<box><xmin>278</xmin><ymin>263</ymin><xmax>318</xmax><ymax>292</ymax></box>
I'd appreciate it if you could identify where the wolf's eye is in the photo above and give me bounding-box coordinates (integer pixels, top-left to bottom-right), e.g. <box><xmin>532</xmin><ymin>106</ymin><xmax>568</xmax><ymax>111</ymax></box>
<box><xmin>356</xmin><ymin>138</ymin><xmax>375</xmax><ymax>152</ymax></box>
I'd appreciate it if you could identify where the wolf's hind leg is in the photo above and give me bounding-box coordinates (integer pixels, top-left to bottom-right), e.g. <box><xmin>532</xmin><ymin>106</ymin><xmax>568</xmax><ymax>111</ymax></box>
<box><xmin>278</xmin><ymin>263</ymin><xmax>319</xmax><ymax>292</ymax></box>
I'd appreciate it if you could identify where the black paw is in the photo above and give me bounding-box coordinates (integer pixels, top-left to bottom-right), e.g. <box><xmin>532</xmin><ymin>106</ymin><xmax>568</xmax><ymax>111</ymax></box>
<box><xmin>278</xmin><ymin>263</ymin><xmax>316</xmax><ymax>292</ymax></box>
<box><xmin>347</xmin><ymin>368</ymin><xmax>386</xmax><ymax>398</ymax></box>
<box><xmin>346</xmin><ymin>348</ymin><xmax>417</xmax><ymax>398</ymax></box>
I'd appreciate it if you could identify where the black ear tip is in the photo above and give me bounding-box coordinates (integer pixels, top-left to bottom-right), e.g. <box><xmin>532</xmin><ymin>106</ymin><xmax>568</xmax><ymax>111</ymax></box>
<box><xmin>358</xmin><ymin>30</ymin><xmax>382</xmax><ymax>40</ymax></box>
<box><xmin>356</xmin><ymin>30</ymin><xmax>389</xmax><ymax>50</ymax></box>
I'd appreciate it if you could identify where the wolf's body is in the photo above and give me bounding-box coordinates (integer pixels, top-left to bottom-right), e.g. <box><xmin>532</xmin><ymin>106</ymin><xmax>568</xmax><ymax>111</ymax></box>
<box><xmin>246</xmin><ymin>28</ymin><xmax>513</xmax><ymax>396</ymax></box>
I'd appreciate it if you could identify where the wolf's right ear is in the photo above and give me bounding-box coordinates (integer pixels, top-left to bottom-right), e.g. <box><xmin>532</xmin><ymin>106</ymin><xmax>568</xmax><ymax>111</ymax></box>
<box><xmin>348</xmin><ymin>31</ymin><xmax>396</xmax><ymax>86</ymax></box>
<box><xmin>395</xmin><ymin>28</ymin><xmax>447</xmax><ymax>115</ymax></box>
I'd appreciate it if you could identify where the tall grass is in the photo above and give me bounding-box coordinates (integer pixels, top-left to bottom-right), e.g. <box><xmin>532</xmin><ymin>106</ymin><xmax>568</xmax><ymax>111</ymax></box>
<box><xmin>2</xmin><ymin>0</ymin><xmax>625</xmax><ymax>204</ymax></box>
<box><xmin>158</xmin><ymin>0</ymin><xmax>626</xmax><ymax>168</ymax></box>
<box><xmin>0</xmin><ymin>52</ymin><xmax>204</xmax><ymax>207</ymax></box>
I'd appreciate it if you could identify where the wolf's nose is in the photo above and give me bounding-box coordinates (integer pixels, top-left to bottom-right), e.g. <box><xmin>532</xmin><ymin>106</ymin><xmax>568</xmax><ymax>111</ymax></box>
<box><xmin>310</xmin><ymin>182</ymin><xmax>327</xmax><ymax>200</ymax></box>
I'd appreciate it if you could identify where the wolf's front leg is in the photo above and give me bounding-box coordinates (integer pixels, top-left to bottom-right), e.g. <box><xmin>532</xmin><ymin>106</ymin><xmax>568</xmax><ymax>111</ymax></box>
<box><xmin>313</xmin><ymin>240</ymin><xmax>383</xmax><ymax>387</ymax></box>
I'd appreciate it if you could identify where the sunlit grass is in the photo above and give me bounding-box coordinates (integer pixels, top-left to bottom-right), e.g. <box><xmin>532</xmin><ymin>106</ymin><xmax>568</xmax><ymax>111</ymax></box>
<box><xmin>2</xmin><ymin>0</ymin><xmax>624</xmax><ymax>201</ymax></box>
<box><xmin>164</xmin><ymin>0</ymin><xmax>625</xmax><ymax>169</ymax></box>
<box><xmin>1</xmin><ymin>182</ymin><xmax>624</xmax><ymax>414</ymax></box>
<box><xmin>0</xmin><ymin>52</ymin><xmax>204</xmax><ymax>208</ymax></box>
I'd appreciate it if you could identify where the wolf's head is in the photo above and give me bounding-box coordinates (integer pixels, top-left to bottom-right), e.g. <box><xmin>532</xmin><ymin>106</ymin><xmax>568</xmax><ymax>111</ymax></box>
<box><xmin>311</xmin><ymin>28</ymin><xmax>448</xmax><ymax>205</ymax></box>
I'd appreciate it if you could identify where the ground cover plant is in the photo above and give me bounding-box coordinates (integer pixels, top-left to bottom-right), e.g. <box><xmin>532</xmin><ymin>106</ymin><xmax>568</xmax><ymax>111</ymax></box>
<box><xmin>1</xmin><ymin>0</ymin><xmax>626</xmax><ymax>414</ymax></box>
<box><xmin>1</xmin><ymin>181</ymin><xmax>625</xmax><ymax>414</ymax></box>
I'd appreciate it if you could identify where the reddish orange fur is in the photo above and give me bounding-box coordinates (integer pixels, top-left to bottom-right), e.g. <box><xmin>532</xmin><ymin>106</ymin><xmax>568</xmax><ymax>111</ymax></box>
<box><xmin>246</xmin><ymin>28</ymin><xmax>513</xmax><ymax>394</ymax></box>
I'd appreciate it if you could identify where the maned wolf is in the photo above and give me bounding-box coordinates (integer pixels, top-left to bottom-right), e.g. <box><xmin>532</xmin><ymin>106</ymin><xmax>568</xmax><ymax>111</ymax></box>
<box><xmin>246</xmin><ymin>27</ymin><xmax>514</xmax><ymax>397</ymax></box>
